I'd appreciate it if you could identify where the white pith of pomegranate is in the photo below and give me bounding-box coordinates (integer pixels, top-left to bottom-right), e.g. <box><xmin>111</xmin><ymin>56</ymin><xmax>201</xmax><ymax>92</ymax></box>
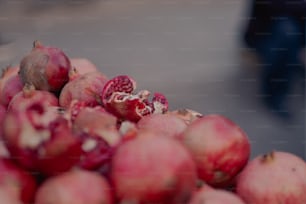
<box><xmin>59</xmin><ymin>71</ymin><xmax>108</xmax><ymax>108</ymax></box>
<box><xmin>137</xmin><ymin>113</ymin><xmax>187</xmax><ymax>139</ymax></box>
<box><xmin>35</xmin><ymin>170</ymin><xmax>113</xmax><ymax>204</ymax></box>
<box><xmin>189</xmin><ymin>185</ymin><xmax>246</xmax><ymax>204</ymax></box>
<box><xmin>101</xmin><ymin>75</ymin><xmax>168</xmax><ymax>122</ymax></box>
<box><xmin>0</xmin><ymin>66</ymin><xmax>23</xmax><ymax>107</ymax></box>
<box><xmin>236</xmin><ymin>151</ymin><xmax>306</xmax><ymax>204</ymax></box>
<box><xmin>112</xmin><ymin>131</ymin><xmax>197</xmax><ymax>203</ymax></box>
<box><xmin>0</xmin><ymin>158</ymin><xmax>37</xmax><ymax>204</ymax></box>
<box><xmin>181</xmin><ymin>114</ymin><xmax>250</xmax><ymax>188</ymax></box>
<box><xmin>19</xmin><ymin>41</ymin><xmax>71</xmax><ymax>92</ymax></box>
<box><xmin>7</xmin><ymin>84</ymin><xmax>58</xmax><ymax>112</ymax></box>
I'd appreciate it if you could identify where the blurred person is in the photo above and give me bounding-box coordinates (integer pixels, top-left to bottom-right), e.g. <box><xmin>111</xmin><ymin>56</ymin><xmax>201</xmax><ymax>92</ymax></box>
<box><xmin>242</xmin><ymin>0</ymin><xmax>306</xmax><ymax>119</ymax></box>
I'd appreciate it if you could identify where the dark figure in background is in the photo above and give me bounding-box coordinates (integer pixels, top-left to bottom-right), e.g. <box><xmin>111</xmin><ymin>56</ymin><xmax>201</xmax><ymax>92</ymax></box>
<box><xmin>243</xmin><ymin>0</ymin><xmax>306</xmax><ymax>119</ymax></box>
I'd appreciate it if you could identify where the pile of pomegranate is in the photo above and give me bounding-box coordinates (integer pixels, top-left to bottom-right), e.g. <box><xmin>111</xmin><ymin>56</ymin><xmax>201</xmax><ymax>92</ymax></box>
<box><xmin>0</xmin><ymin>41</ymin><xmax>305</xmax><ymax>204</ymax></box>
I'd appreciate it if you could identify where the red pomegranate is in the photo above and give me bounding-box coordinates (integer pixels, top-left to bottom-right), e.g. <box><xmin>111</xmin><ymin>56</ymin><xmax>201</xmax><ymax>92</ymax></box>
<box><xmin>137</xmin><ymin>113</ymin><xmax>187</xmax><ymax>139</ymax></box>
<box><xmin>189</xmin><ymin>185</ymin><xmax>246</xmax><ymax>204</ymax></box>
<box><xmin>59</xmin><ymin>71</ymin><xmax>108</xmax><ymax>108</ymax></box>
<box><xmin>0</xmin><ymin>158</ymin><xmax>37</xmax><ymax>204</ymax></box>
<box><xmin>35</xmin><ymin>170</ymin><xmax>113</xmax><ymax>204</ymax></box>
<box><xmin>3</xmin><ymin>101</ymin><xmax>82</xmax><ymax>176</ymax></box>
<box><xmin>168</xmin><ymin>108</ymin><xmax>203</xmax><ymax>125</ymax></box>
<box><xmin>0</xmin><ymin>66</ymin><xmax>23</xmax><ymax>107</ymax></box>
<box><xmin>112</xmin><ymin>131</ymin><xmax>197</xmax><ymax>203</ymax></box>
<box><xmin>181</xmin><ymin>114</ymin><xmax>250</xmax><ymax>188</ymax></box>
<box><xmin>236</xmin><ymin>151</ymin><xmax>306</xmax><ymax>204</ymax></box>
<box><xmin>19</xmin><ymin>41</ymin><xmax>71</xmax><ymax>92</ymax></box>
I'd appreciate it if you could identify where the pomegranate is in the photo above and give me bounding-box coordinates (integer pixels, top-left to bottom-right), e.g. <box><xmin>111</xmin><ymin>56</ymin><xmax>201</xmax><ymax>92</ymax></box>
<box><xmin>0</xmin><ymin>187</ymin><xmax>22</xmax><ymax>204</ymax></box>
<box><xmin>112</xmin><ymin>131</ymin><xmax>197</xmax><ymax>203</ymax></box>
<box><xmin>0</xmin><ymin>158</ymin><xmax>37</xmax><ymax>204</ymax></box>
<box><xmin>19</xmin><ymin>41</ymin><xmax>71</xmax><ymax>92</ymax></box>
<box><xmin>181</xmin><ymin>114</ymin><xmax>250</xmax><ymax>188</ymax></box>
<box><xmin>35</xmin><ymin>169</ymin><xmax>113</xmax><ymax>204</ymax></box>
<box><xmin>137</xmin><ymin>113</ymin><xmax>187</xmax><ymax>139</ymax></box>
<box><xmin>2</xmin><ymin>101</ymin><xmax>82</xmax><ymax>176</ymax></box>
<box><xmin>59</xmin><ymin>71</ymin><xmax>108</xmax><ymax>108</ymax></box>
<box><xmin>0</xmin><ymin>66</ymin><xmax>23</xmax><ymax>107</ymax></box>
<box><xmin>189</xmin><ymin>185</ymin><xmax>245</xmax><ymax>204</ymax></box>
<box><xmin>70</xmin><ymin>58</ymin><xmax>98</xmax><ymax>75</ymax></box>
<box><xmin>101</xmin><ymin>75</ymin><xmax>168</xmax><ymax>122</ymax></box>
<box><xmin>236</xmin><ymin>151</ymin><xmax>306</xmax><ymax>204</ymax></box>
<box><xmin>168</xmin><ymin>108</ymin><xmax>203</xmax><ymax>125</ymax></box>
<box><xmin>72</xmin><ymin>106</ymin><xmax>121</xmax><ymax>170</ymax></box>
<box><xmin>8</xmin><ymin>84</ymin><xmax>58</xmax><ymax>112</ymax></box>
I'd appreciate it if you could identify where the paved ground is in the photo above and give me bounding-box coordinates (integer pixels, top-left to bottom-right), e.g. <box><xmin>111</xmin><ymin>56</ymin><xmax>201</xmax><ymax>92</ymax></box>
<box><xmin>0</xmin><ymin>0</ymin><xmax>305</xmax><ymax>159</ymax></box>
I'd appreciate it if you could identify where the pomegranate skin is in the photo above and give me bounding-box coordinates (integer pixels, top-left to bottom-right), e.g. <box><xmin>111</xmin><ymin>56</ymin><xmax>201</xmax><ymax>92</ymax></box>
<box><xmin>19</xmin><ymin>41</ymin><xmax>71</xmax><ymax>92</ymax></box>
<box><xmin>112</xmin><ymin>131</ymin><xmax>197</xmax><ymax>203</ymax></box>
<box><xmin>70</xmin><ymin>58</ymin><xmax>98</xmax><ymax>75</ymax></box>
<box><xmin>236</xmin><ymin>151</ymin><xmax>306</xmax><ymax>204</ymax></box>
<box><xmin>0</xmin><ymin>66</ymin><xmax>23</xmax><ymax>107</ymax></box>
<box><xmin>59</xmin><ymin>71</ymin><xmax>108</xmax><ymax>108</ymax></box>
<box><xmin>181</xmin><ymin>114</ymin><xmax>250</xmax><ymax>188</ymax></box>
<box><xmin>137</xmin><ymin>113</ymin><xmax>187</xmax><ymax>139</ymax></box>
<box><xmin>35</xmin><ymin>170</ymin><xmax>113</xmax><ymax>204</ymax></box>
<box><xmin>0</xmin><ymin>158</ymin><xmax>37</xmax><ymax>204</ymax></box>
<box><xmin>189</xmin><ymin>185</ymin><xmax>246</xmax><ymax>204</ymax></box>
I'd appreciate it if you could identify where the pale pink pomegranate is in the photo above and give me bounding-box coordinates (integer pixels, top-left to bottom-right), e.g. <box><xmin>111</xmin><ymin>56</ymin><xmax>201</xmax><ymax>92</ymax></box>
<box><xmin>35</xmin><ymin>170</ymin><xmax>113</xmax><ymax>204</ymax></box>
<box><xmin>0</xmin><ymin>66</ymin><xmax>23</xmax><ymax>107</ymax></box>
<box><xmin>7</xmin><ymin>84</ymin><xmax>58</xmax><ymax>112</ymax></box>
<box><xmin>70</xmin><ymin>58</ymin><xmax>98</xmax><ymax>75</ymax></box>
<box><xmin>189</xmin><ymin>185</ymin><xmax>245</xmax><ymax>204</ymax></box>
<box><xmin>112</xmin><ymin>131</ymin><xmax>197</xmax><ymax>203</ymax></box>
<box><xmin>236</xmin><ymin>151</ymin><xmax>306</xmax><ymax>204</ymax></box>
<box><xmin>101</xmin><ymin>75</ymin><xmax>168</xmax><ymax>122</ymax></box>
<box><xmin>137</xmin><ymin>113</ymin><xmax>187</xmax><ymax>139</ymax></box>
<box><xmin>59</xmin><ymin>71</ymin><xmax>108</xmax><ymax>108</ymax></box>
<box><xmin>0</xmin><ymin>158</ymin><xmax>37</xmax><ymax>204</ymax></box>
<box><xmin>2</xmin><ymin>101</ymin><xmax>82</xmax><ymax>176</ymax></box>
<box><xmin>181</xmin><ymin>114</ymin><xmax>250</xmax><ymax>188</ymax></box>
<box><xmin>19</xmin><ymin>41</ymin><xmax>71</xmax><ymax>92</ymax></box>
<box><xmin>0</xmin><ymin>187</ymin><xmax>23</xmax><ymax>204</ymax></box>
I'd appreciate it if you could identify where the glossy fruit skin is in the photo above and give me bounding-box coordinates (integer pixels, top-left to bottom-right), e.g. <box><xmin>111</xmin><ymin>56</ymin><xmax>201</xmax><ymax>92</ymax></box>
<box><xmin>0</xmin><ymin>158</ymin><xmax>37</xmax><ymax>204</ymax></box>
<box><xmin>112</xmin><ymin>131</ymin><xmax>197</xmax><ymax>204</ymax></box>
<box><xmin>35</xmin><ymin>170</ymin><xmax>113</xmax><ymax>204</ymax></box>
<box><xmin>236</xmin><ymin>151</ymin><xmax>306</xmax><ymax>204</ymax></box>
<box><xmin>181</xmin><ymin>114</ymin><xmax>250</xmax><ymax>188</ymax></box>
<box><xmin>19</xmin><ymin>41</ymin><xmax>71</xmax><ymax>92</ymax></box>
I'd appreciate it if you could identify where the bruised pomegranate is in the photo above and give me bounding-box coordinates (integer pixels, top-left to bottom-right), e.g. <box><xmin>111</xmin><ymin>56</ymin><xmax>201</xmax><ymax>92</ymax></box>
<box><xmin>112</xmin><ymin>131</ymin><xmax>197</xmax><ymax>203</ymax></box>
<box><xmin>19</xmin><ymin>41</ymin><xmax>71</xmax><ymax>92</ymax></box>
<box><xmin>101</xmin><ymin>75</ymin><xmax>168</xmax><ymax>122</ymax></box>
<box><xmin>2</xmin><ymin>101</ymin><xmax>82</xmax><ymax>176</ymax></box>
<box><xmin>59</xmin><ymin>71</ymin><xmax>108</xmax><ymax>108</ymax></box>
<box><xmin>0</xmin><ymin>158</ymin><xmax>37</xmax><ymax>204</ymax></box>
<box><xmin>72</xmin><ymin>106</ymin><xmax>120</xmax><ymax>170</ymax></box>
<box><xmin>35</xmin><ymin>170</ymin><xmax>113</xmax><ymax>204</ymax></box>
<box><xmin>0</xmin><ymin>66</ymin><xmax>23</xmax><ymax>107</ymax></box>
<box><xmin>189</xmin><ymin>185</ymin><xmax>245</xmax><ymax>204</ymax></box>
<box><xmin>8</xmin><ymin>84</ymin><xmax>58</xmax><ymax>112</ymax></box>
<box><xmin>236</xmin><ymin>151</ymin><xmax>306</xmax><ymax>204</ymax></box>
<box><xmin>181</xmin><ymin>114</ymin><xmax>250</xmax><ymax>188</ymax></box>
<box><xmin>137</xmin><ymin>113</ymin><xmax>187</xmax><ymax>139</ymax></box>
<box><xmin>70</xmin><ymin>58</ymin><xmax>98</xmax><ymax>75</ymax></box>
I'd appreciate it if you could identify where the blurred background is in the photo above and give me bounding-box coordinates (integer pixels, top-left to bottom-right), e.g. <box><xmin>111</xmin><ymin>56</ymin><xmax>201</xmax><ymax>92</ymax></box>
<box><xmin>0</xmin><ymin>0</ymin><xmax>304</xmax><ymax>159</ymax></box>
